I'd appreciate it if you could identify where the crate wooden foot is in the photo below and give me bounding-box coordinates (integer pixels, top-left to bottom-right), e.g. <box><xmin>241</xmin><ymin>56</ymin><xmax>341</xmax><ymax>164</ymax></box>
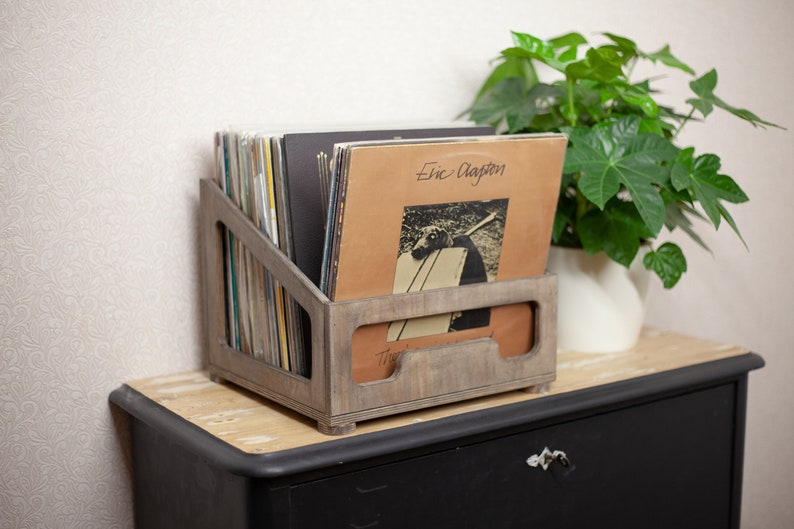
<box><xmin>318</xmin><ymin>422</ymin><xmax>356</xmax><ymax>436</ymax></box>
<box><xmin>208</xmin><ymin>372</ymin><xmax>226</xmax><ymax>385</ymax></box>
<box><xmin>522</xmin><ymin>382</ymin><xmax>551</xmax><ymax>395</ymax></box>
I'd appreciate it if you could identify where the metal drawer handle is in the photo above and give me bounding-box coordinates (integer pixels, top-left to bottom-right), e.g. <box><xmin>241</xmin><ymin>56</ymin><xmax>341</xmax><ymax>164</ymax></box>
<box><xmin>526</xmin><ymin>447</ymin><xmax>570</xmax><ymax>471</ymax></box>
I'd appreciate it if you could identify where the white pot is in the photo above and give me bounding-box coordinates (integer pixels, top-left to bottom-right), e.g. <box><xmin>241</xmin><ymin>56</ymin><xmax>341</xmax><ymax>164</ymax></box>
<box><xmin>546</xmin><ymin>246</ymin><xmax>651</xmax><ymax>353</ymax></box>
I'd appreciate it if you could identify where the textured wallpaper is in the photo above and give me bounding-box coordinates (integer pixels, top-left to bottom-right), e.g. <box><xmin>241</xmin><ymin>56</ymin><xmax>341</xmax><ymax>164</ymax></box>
<box><xmin>1</xmin><ymin>4</ymin><xmax>208</xmax><ymax>528</ymax></box>
<box><xmin>2</xmin><ymin>1</ymin><xmax>793</xmax><ymax>528</ymax></box>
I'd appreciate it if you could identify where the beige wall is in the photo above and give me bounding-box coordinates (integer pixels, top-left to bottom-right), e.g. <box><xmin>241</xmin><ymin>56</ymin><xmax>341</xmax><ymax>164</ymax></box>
<box><xmin>2</xmin><ymin>1</ymin><xmax>791</xmax><ymax>527</ymax></box>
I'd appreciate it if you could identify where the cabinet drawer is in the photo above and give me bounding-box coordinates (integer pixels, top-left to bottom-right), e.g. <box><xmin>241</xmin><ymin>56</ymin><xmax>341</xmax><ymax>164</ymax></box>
<box><xmin>290</xmin><ymin>383</ymin><xmax>737</xmax><ymax>529</ymax></box>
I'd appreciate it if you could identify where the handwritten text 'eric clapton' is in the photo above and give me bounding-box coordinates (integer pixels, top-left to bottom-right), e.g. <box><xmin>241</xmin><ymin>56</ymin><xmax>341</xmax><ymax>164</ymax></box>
<box><xmin>415</xmin><ymin>160</ymin><xmax>506</xmax><ymax>187</ymax></box>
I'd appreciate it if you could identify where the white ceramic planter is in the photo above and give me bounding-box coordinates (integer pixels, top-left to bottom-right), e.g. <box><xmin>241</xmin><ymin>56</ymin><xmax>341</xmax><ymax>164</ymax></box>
<box><xmin>546</xmin><ymin>245</ymin><xmax>651</xmax><ymax>353</ymax></box>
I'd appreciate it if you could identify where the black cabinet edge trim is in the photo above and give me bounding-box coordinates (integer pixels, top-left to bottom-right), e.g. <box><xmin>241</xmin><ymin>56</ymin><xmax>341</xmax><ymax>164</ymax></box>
<box><xmin>109</xmin><ymin>352</ymin><xmax>764</xmax><ymax>479</ymax></box>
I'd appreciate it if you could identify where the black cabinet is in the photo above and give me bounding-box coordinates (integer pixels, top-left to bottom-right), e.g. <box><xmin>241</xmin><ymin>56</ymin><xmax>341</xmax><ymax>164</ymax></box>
<box><xmin>291</xmin><ymin>384</ymin><xmax>738</xmax><ymax>529</ymax></box>
<box><xmin>110</xmin><ymin>332</ymin><xmax>763</xmax><ymax>529</ymax></box>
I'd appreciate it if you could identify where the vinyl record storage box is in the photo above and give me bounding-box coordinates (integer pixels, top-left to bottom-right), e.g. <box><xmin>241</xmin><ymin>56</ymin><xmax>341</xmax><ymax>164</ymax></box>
<box><xmin>200</xmin><ymin>179</ymin><xmax>558</xmax><ymax>434</ymax></box>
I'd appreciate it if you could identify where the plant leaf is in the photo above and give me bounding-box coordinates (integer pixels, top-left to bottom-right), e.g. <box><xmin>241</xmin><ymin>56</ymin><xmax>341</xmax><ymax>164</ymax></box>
<box><xmin>687</xmin><ymin>69</ymin><xmax>784</xmax><ymax>128</ymax></box>
<box><xmin>602</xmin><ymin>32</ymin><xmax>640</xmax><ymax>64</ymax></box>
<box><xmin>552</xmin><ymin>191</ymin><xmax>578</xmax><ymax>245</ymax></box>
<box><xmin>686</xmin><ymin>69</ymin><xmax>718</xmax><ymax>118</ymax></box>
<box><xmin>643</xmin><ymin>242</ymin><xmax>687</xmax><ymax>288</ymax></box>
<box><xmin>549</xmin><ymin>32</ymin><xmax>588</xmax><ymax>50</ymax></box>
<box><xmin>474</xmin><ymin>54</ymin><xmax>528</xmax><ymax>99</ymax></box>
<box><xmin>613</xmin><ymin>82</ymin><xmax>659</xmax><ymax>117</ymax></box>
<box><xmin>511</xmin><ymin>31</ymin><xmax>555</xmax><ymax>58</ymax></box>
<box><xmin>638</xmin><ymin>116</ymin><xmax>670</xmax><ymax>136</ymax></box>
<box><xmin>671</xmin><ymin>151</ymin><xmax>749</xmax><ymax>233</ymax></box>
<box><xmin>577</xmin><ymin>203</ymin><xmax>647</xmax><ymax>266</ymax></box>
<box><xmin>548</xmin><ymin>32</ymin><xmax>588</xmax><ymax>62</ymax></box>
<box><xmin>566</xmin><ymin>47</ymin><xmax>625</xmax><ymax>82</ymax></box>
<box><xmin>716</xmin><ymin>202</ymin><xmax>748</xmax><ymax>249</ymax></box>
<box><xmin>664</xmin><ymin>202</ymin><xmax>711</xmax><ymax>253</ymax></box>
<box><xmin>565</xmin><ymin>117</ymin><xmax>679</xmax><ymax>236</ymax></box>
<box><xmin>465</xmin><ymin>77</ymin><xmax>538</xmax><ymax>131</ymax></box>
<box><xmin>643</xmin><ymin>44</ymin><xmax>695</xmax><ymax>75</ymax></box>
<box><xmin>510</xmin><ymin>31</ymin><xmax>567</xmax><ymax>72</ymax></box>
<box><xmin>670</xmin><ymin>147</ymin><xmax>695</xmax><ymax>191</ymax></box>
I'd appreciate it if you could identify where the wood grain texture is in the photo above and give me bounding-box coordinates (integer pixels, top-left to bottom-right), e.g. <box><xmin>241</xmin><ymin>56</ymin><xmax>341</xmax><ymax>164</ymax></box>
<box><xmin>126</xmin><ymin>327</ymin><xmax>750</xmax><ymax>453</ymax></box>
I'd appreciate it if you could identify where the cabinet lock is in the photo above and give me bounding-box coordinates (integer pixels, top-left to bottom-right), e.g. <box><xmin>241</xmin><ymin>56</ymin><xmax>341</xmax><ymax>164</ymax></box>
<box><xmin>526</xmin><ymin>447</ymin><xmax>570</xmax><ymax>471</ymax></box>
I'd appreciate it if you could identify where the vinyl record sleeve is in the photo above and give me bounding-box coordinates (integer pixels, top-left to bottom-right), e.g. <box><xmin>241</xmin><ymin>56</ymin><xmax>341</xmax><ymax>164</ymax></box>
<box><xmin>326</xmin><ymin>133</ymin><xmax>568</xmax><ymax>382</ymax></box>
<box><xmin>281</xmin><ymin>125</ymin><xmax>493</xmax><ymax>287</ymax></box>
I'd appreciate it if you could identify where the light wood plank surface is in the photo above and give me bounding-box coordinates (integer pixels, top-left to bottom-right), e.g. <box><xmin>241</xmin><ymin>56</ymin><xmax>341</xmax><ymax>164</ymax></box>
<box><xmin>125</xmin><ymin>327</ymin><xmax>750</xmax><ymax>454</ymax></box>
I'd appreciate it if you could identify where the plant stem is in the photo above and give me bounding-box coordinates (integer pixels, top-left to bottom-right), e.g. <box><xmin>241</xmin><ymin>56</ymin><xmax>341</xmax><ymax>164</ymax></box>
<box><xmin>566</xmin><ymin>78</ymin><xmax>577</xmax><ymax>126</ymax></box>
<box><xmin>672</xmin><ymin>106</ymin><xmax>696</xmax><ymax>140</ymax></box>
<box><xmin>626</xmin><ymin>57</ymin><xmax>637</xmax><ymax>81</ymax></box>
<box><xmin>575</xmin><ymin>175</ymin><xmax>590</xmax><ymax>219</ymax></box>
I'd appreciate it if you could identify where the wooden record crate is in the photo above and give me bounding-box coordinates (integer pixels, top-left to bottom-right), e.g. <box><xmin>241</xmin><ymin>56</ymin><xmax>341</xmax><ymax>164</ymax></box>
<box><xmin>200</xmin><ymin>179</ymin><xmax>558</xmax><ymax>434</ymax></box>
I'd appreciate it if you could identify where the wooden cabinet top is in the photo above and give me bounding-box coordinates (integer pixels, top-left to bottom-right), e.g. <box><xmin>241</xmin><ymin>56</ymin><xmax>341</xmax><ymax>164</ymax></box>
<box><xmin>112</xmin><ymin>328</ymin><xmax>761</xmax><ymax>460</ymax></box>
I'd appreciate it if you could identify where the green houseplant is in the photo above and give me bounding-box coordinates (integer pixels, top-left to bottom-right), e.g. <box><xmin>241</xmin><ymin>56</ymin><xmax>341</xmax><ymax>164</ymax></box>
<box><xmin>462</xmin><ymin>30</ymin><xmax>782</xmax><ymax>289</ymax></box>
